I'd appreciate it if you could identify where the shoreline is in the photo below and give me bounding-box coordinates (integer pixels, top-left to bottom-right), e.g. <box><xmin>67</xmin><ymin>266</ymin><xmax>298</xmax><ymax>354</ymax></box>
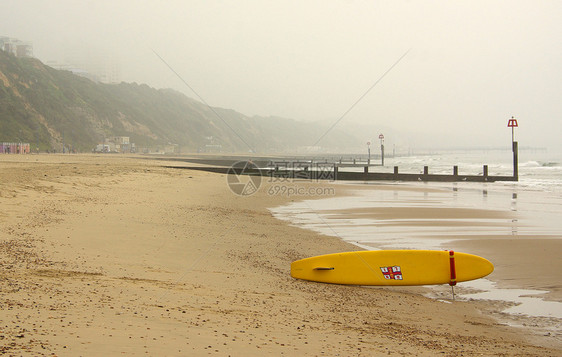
<box><xmin>271</xmin><ymin>181</ymin><xmax>562</xmax><ymax>297</ymax></box>
<box><xmin>0</xmin><ymin>154</ymin><xmax>560</xmax><ymax>355</ymax></box>
<box><xmin>269</xmin><ymin>178</ymin><xmax>562</xmax><ymax>345</ymax></box>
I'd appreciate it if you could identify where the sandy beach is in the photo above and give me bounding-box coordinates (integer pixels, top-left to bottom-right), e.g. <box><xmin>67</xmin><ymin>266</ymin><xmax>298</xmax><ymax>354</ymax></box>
<box><xmin>1</xmin><ymin>154</ymin><xmax>560</xmax><ymax>356</ymax></box>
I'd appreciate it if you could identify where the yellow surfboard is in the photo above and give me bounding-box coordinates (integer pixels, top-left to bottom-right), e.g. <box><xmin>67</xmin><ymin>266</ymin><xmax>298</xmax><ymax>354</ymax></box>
<box><xmin>291</xmin><ymin>250</ymin><xmax>493</xmax><ymax>286</ymax></box>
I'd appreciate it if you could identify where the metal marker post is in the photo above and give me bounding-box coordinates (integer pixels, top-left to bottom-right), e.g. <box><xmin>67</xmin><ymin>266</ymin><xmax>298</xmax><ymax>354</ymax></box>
<box><xmin>507</xmin><ymin>117</ymin><xmax>519</xmax><ymax>180</ymax></box>
<box><xmin>367</xmin><ymin>141</ymin><xmax>371</xmax><ymax>165</ymax></box>
<box><xmin>379</xmin><ymin>134</ymin><xmax>385</xmax><ymax>166</ymax></box>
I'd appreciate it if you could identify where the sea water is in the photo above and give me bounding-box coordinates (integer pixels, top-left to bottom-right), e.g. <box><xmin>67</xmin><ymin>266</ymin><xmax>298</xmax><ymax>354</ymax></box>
<box><xmin>270</xmin><ymin>149</ymin><xmax>562</xmax><ymax>322</ymax></box>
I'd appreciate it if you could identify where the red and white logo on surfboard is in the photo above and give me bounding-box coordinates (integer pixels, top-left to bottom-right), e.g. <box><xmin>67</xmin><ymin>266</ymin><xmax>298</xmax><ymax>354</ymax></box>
<box><xmin>380</xmin><ymin>266</ymin><xmax>402</xmax><ymax>280</ymax></box>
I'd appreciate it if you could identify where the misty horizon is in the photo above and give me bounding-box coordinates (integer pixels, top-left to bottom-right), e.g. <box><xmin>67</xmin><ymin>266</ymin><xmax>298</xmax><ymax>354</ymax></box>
<box><xmin>3</xmin><ymin>1</ymin><xmax>561</xmax><ymax>151</ymax></box>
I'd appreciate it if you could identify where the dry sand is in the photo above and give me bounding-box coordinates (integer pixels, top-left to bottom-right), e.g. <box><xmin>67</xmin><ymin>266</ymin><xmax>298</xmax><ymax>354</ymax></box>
<box><xmin>0</xmin><ymin>154</ymin><xmax>560</xmax><ymax>356</ymax></box>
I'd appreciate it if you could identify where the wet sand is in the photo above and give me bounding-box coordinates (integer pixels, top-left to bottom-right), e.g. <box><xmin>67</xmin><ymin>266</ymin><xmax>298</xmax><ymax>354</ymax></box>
<box><xmin>322</xmin><ymin>206</ymin><xmax>561</xmax><ymax>301</ymax></box>
<box><xmin>275</xmin><ymin>182</ymin><xmax>562</xmax><ymax>302</ymax></box>
<box><xmin>457</xmin><ymin>237</ymin><xmax>562</xmax><ymax>301</ymax></box>
<box><xmin>0</xmin><ymin>154</ymin><xmax>560</xmax><ymax>355</ymax></box>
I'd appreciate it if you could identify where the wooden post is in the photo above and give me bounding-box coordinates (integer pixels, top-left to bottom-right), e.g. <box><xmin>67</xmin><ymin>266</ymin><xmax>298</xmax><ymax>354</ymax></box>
<box><xmin>483</xmin><ymin>165</ymin><xmax>488</xmax><ymax>178</ymax></box>
<box><xmin>453</xmin><ymin>166</ymin><xmax>458</xmax><ymax>177</ymax></box>
<box><xmin>364</xmin><ymin>166</ymin><xmax>369</xmax><ymax>174</ymax></box>
<box><xmin>394</xmin><ymin>166</ymin><xmax>399</xmax><ymax>179</ymax></box>
<box><xmin>513</xmin><ymin>141</ymin><xmax>518</xmax><ymax>180</ymax></box>
<box><xmin>424</xmin><ymin>166</ymin><xmax>429</xmax><ymax>176</ymax></box>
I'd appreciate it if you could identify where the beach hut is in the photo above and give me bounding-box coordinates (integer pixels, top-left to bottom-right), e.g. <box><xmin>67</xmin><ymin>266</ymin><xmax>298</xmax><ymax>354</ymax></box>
<box><xmin>1</xmin><ymin>142</ymin><xmax>31</xmax><ymax>154</ymax></box>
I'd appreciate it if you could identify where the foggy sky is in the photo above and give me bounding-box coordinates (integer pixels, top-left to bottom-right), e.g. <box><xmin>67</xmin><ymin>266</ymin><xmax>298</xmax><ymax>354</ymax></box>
<box><xmin>3</xmin><ymin>1</ymin><xmax>561</xmax><ymax>151</ymax></box>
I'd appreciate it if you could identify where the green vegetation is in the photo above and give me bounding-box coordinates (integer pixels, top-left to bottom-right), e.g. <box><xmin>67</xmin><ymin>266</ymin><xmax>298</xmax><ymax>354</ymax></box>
<box><xmin>0</xmin><ymin>50</ymin><xmax>356</xmax><ymax>152</ymax></box>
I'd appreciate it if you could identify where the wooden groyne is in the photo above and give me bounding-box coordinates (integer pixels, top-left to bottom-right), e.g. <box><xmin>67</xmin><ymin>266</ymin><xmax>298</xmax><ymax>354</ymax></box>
<box><xmin>264</xmin><ymin>165</ymin><xmax>516</xmax><ymax>182</ymax></box>
<box><xmin>157</xmin><ymin>138</ymin><xmax>520</xmax><ymax>183</ymax></box>
<box><xmin>162</xmin><ymin>157</ymin><xmax>517</xmax><ymax>183</ymax></box>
